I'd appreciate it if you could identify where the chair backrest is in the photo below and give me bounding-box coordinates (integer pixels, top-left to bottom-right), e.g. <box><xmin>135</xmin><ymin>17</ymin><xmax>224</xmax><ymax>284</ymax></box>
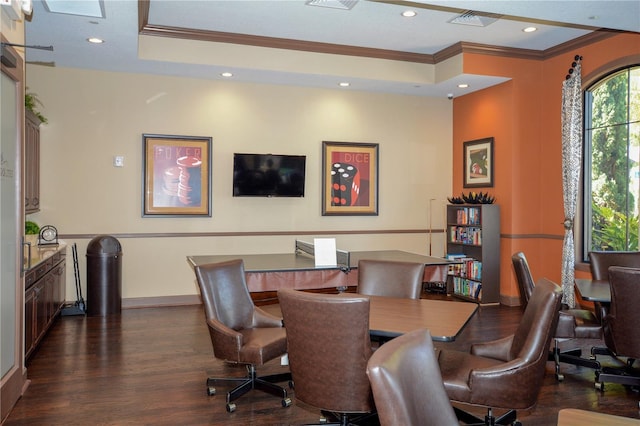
<box><xmin>357</xmin><ymin>259</ymin><xmax>425</xmax><ymax>299</ymax></box>
<box><xmin>511</xmin><ymin>252</ymin><xmax>535</xmax><ymax>308</ymax></box>
<box><xmin>366</xmin><ymin>329</ymin><xmax>458</xmax><ymax>426</ymax></box>
<box><xmin>194</xmin><ymin>259</ymin><xmax>256</xmax><ymax>331</ymax></box>
<box><xmin>510</xmin><ymin>278</ymin><xmax>563</xmax><ymax>362</ymax></box>
<box><xmin>278</xmin><ymin>289</ymin><xmax>374</xmax><ymax>414</ymax></box>
<box><xmin>605</xmin><ymin>266</ymin><xmax>640</xmax><ymax>358</ymax></box>
<box><xmin>588</xmin><ymin>251</ymin><xmax>640</xmax><ymax>280</ymax></box>
<box><xmin>468</xmin><ymin>278</ymin><xmax>562</xmax><ymax>410</ymax></box>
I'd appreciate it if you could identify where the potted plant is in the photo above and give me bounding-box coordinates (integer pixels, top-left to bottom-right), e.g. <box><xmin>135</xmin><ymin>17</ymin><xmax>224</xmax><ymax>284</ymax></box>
<box><xmin>25</xmin><ymin>90</ymin><xmax>47</xmax><ymax>124</ymax></box>
<box><xmin>25</xmin><ymin>220</ymin><xmax>40</xmax><ymax>245</ymax></box>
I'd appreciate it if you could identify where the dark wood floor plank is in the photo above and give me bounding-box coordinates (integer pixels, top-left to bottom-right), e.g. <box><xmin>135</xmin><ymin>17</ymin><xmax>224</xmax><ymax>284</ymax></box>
<box><xmin>5</xmin><ymin>302</ymin><xmax>640</xmax><ymax>425</ymax></box>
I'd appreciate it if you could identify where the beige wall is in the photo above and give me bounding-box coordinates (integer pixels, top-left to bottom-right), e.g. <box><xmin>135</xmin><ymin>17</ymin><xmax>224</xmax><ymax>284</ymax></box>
<box><xmin>1</xmin><ymin>8</ymin><xmax>25</xmax><ymax>47</ymax></box>
<box><xmin>26</xmin><ymin>66</ymin><xmax>452</xmax><ymax>303</ymax></box>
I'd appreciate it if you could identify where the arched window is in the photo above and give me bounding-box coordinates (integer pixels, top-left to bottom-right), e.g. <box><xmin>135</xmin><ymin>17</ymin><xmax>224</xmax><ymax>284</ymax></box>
<box><xmin>583</xmin><ymin>65</ymin><xmax>640</xmax><ymax>257</ymax></box>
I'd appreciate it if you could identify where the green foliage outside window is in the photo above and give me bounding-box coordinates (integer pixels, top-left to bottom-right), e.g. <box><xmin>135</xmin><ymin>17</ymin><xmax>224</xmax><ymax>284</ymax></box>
<box><xmin>586</xmin><ymin>66</ymin><xmax>640</xmax><ymax>253</ymax></box>
<box><xmin>591</xmin><ymin>203</ymin><xmax>638</xmax><ymax>251</ymax></box>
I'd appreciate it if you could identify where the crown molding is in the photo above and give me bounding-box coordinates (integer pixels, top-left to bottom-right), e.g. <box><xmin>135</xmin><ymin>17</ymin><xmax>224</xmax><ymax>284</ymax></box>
<box><xmin>139</xmin><ymin>23</ymin><xmax>436</xmax><ymax>64</ymax></box>
<box><xmin>138</xmin><ymin>1</ymin><xmax>626</xmax><ymax>67</ymax></box>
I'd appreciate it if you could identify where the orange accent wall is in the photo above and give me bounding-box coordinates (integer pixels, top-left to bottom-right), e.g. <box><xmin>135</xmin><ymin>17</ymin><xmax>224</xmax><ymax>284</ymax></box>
<box><xmin>453</xmin><ymin>33</ymin><xmax>640</xmax><ymax>304</ymax></box>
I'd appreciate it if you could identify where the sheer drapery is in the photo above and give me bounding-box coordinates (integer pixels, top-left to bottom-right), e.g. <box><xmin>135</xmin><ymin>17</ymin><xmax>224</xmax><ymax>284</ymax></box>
<box><xmin>560</xmin><ymin>58</ymin><xmax>583</xmax><ymax>308</ymax></box>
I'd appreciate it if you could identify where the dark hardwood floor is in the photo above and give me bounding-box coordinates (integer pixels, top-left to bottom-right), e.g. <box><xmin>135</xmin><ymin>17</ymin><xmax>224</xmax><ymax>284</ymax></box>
<box><xmin>5</xmin><ymin>297</ymin><xmax>640</xmax><ymax>425</ymax></box>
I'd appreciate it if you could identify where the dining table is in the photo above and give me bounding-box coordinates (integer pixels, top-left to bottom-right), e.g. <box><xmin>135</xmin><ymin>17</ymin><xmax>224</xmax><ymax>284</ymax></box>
<box><xmin>263</xmin><ymin>295</ymin><xmax>478</xmax><ymax>343</ymax></box>
<box><xmin>574</xmin><ymin>278</ymin><xmax>610</xmax><ymax>303</ymax></box>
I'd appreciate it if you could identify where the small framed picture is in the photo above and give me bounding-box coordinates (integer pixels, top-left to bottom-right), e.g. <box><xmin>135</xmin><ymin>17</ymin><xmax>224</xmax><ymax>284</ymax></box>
<box><xmin>142</xmin><ymin>134</ymin><xmax>212</xmax><ymax>217</ymax></box>
<box><xmin>322</xmin><ymin>141</ymin><xmax>379</xmax><ymax>216</ymax></box>
<box><xmin>463</xmin><ymin>137</ymin><xmax>494</xmax><ymax>188</ymax></box>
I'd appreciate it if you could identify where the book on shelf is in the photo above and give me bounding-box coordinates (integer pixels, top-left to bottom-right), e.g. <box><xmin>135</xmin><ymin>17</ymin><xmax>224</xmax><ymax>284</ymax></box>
<box><xmin>446</xmin><ymin>255</ymin><xmax>482</xmax><ymax>280</ymax></box>
<box><xmin>451</xmin><ymin>276</ymin><xmax>482</xmax><ymax>301</ymax></box>
<box><xmin>455</xmin><ymin>207</ymin><xmax>481</xmax><ymax>225</ymax></box>
<box><xmin>449</xmin><ymin>226</ymin><xmax>482</xmax><ymax>245</ymax></box>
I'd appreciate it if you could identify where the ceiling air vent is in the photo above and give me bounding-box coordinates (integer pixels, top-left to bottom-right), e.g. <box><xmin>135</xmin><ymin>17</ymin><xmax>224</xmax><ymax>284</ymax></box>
<box><xmin>449</xmin><ymin>10</ymin><xmax>500</xmax><ymax>27</ymax></box>
<box><xmin>306</xmin><ymin>0</ymin><xmax>358</xmax><ymax>10</ymax></box>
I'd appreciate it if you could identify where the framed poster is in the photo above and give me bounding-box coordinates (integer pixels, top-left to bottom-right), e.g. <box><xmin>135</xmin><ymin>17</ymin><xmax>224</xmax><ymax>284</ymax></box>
<box><xmin>463</xmin><ymin>137</ymin><xmax>494</xmax><ymax>188</ymax></box>
<box><xmin>322</xmin><ymin>141</ymin><xmax>379</xmax><ymax>216</ymax></box>
<box><xmin>142</xmin><ymin>134</ymin><xmax>212</xmax><ymax>217</ymax></box>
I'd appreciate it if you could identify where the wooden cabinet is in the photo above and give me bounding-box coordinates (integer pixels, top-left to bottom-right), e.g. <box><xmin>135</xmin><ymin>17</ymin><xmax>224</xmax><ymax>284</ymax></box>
<box><xmin>446</xmin><ymin>204</ymin><xmax>500</xmax><ymax>304</ymax></box>
<box><xmin>24</xmin><ymin>109</ymin><xmax>41</xmax><ymax>214</ymax></box>
<box><xmin>24</xmin><ymin>246</ymin><xmax>66</xmax><ymax>360</ymax></box>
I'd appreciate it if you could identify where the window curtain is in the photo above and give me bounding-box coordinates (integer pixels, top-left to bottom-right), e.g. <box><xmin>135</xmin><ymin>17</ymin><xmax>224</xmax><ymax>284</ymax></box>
<box><xmin>560</xmin><ymin>57</ymin><xmax>583</xmax><ymax>308</ymax></box>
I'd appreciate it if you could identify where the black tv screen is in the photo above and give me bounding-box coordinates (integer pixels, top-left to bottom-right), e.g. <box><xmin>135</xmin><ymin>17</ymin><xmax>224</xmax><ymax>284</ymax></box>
<box><xmin>233</xmin><ymin>153</ymin><xmax>306</xmax><ymax>197</ymax></box>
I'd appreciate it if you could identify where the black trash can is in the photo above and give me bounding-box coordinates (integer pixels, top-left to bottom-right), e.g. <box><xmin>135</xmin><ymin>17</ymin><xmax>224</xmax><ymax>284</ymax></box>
<box><xmin>86</xmin><ymin>235</ymin><xmax>122</xmax><ymax>316</ymax></box>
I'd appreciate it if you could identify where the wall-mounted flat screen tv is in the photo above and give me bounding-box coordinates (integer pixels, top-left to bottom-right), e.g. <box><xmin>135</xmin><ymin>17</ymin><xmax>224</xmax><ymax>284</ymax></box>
<box><xmin>233</xmin><ymin>153</ymin><xmax>306</xmax><ymax>197</ymax></box>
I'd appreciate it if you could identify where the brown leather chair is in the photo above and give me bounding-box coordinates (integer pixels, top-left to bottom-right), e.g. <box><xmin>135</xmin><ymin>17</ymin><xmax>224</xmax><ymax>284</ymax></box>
<box><xmin>194</xmin><ymin>259</ymin><xmax>291</xmax><ymax>413</ymax></box>
<box><xmin>438</xmin><ymin>278</ymin><xmax>563</xmax><ymax>425</ymax></box>
<box><xmin>593</xmin><ymin>266</ymin><xmax>640</xmax><ymax>392</ymax></box>
<box><xmin>588</xmin><ymin>251</ymin><xmax>640</xmax><ymax>325</ymax></box>
<box><xmin>277</xmin><ymin>288</ymin><xmax>376</xmax><ymax>426</ymax></box>
<box><xmin>511</xmin><ymin>252</ymin><xmax>601</xmax><ymax>381</ymax></box>
<box><xmin>357</xmin><ymin>259</ymin><xmax>425</xmax><ymax>299</ymax></box>
<box><xmin>366</xmin><ymin>329</ymin><xmax>458</xmax><ymax>426</ymax></box>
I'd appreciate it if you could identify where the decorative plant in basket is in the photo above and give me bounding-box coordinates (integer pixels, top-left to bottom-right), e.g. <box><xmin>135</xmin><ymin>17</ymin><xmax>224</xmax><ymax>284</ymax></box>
<box><xmin>448</xmin><ymin>192</ymin><xmax>496</xmax><ymax>204</ymax></box>
<box><xmin>447</xmin><ymin>195</ymin><xmax>465</xmax><ymax>204</ymax></box>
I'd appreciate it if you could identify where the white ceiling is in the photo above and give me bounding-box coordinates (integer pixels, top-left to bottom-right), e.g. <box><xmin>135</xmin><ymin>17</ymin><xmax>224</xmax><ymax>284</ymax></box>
<box><xmin>23</xmin><ymin>0</ymin><xmax>640</xmax><ymax>97</ymax></box>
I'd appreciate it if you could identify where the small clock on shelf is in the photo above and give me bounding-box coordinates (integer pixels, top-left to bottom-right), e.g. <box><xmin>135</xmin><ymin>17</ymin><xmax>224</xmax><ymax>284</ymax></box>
<box><xmin>38</xmin><ymin>225</ymin><xmax>58</xmax><ymax>246</ymax></box>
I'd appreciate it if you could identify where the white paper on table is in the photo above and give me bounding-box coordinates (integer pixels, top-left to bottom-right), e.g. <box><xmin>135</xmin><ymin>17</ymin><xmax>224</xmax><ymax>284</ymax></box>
<box><xmin>314</xmin><ymin>238</ymin><xmax>337</xmax><ymax>267</ymax></box>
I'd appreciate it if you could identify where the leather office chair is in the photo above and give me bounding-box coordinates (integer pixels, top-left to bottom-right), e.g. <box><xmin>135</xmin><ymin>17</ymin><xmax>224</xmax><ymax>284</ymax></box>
<box><xmin>366</xmin><ymin>329</ymin><xmax>458</xmax><ymax>426</ymax></box>
<box><xmin>194</xmin><ymin>259</ymin><xmax>291</xmax><ymax>413</ymax></box>
<box><xmin>438</xmin><ymin>278</ymin><xmax>563</xmax><ymax>426</ymax></box>
<box><xmin>357</xmin><ymin>259</ymin><xmax>425</xmax><ymax>345</ymax></box>
<box><xmin>356</xmin><ymin>259</ymin><xmax>425</xmax><ymax>299</ymax></box>
<box><xmin>593</xmin><ymin>266</ymin><xmax>640</xmax><ymax>393</ymax></box>
<box><xmin>277</xmin><ymin>288</ymin><xmax>376</xmax><ymax>426</ymax></box>
<box><xmin>588</xmin><ymin>251</ymin><xmax>640</xmax><ymax>325</ymax></box>
<box><xmin>511</xmin><ymin>252</ymin><xmax>601</xmax><ymax>381</ymax></box>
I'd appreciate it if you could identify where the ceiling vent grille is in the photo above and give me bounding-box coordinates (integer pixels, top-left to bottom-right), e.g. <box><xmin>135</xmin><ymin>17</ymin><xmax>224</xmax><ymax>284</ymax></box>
<box><xmin>449</xmin><ymin>10</ymin><xmax>499</xmax><ymax>27</ymax></box>
<box><xmin>306</xmin><ymin>0</ymin><xmax>358</xmax><ymax>10</ymax></box>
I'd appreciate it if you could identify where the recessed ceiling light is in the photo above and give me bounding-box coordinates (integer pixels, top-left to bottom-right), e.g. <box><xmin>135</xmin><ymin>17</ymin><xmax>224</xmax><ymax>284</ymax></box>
<box><xmin>402</xmin><ymin>10</ymin><xmax>417</xmax><ymax>17</ymax></box>
<box><xmin>87</xmin><ymin>37</ymin><xmax>104</xmax><ymax>44</ymax></box>
<box><xmin>458</xmin><ymin>83</ymin><xmax>469</xmax><ymax>88</ymax></box>
<box><xmin>339</xmin><ymin>82</ymin><xmax>350</xmax><ymax>87</ymax></box>
<box><xmin>523</xmin><ymin>26</ymin><xmax>537</xmax><ymax>33</ymax></box>
<box><xmin>221</xmin><ymin>72</ymin><xmax>233</xmax><ymax>78</ymax></box>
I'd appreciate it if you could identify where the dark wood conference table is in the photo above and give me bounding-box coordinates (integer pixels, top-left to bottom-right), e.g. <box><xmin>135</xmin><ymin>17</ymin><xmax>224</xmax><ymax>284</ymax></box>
<box><xmin>264</xmin><ymin>295</ymin><xmax>478</xmax><ymax>342</ymax></box>
<box><xmin>574</xmin><ymin>278</ymin><xmax>610</xmax><ymax>303</ymax></box>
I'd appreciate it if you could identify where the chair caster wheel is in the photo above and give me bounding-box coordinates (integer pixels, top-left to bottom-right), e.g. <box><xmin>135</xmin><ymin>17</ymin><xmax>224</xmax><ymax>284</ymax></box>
<box><xmin>512</xmin><ymin>421</ymin><xmax>522</xmax><ymax>426</ymax></box>
<box><xmin>206</xmin><ymin>386</ymin><xmax>216</xmax><ymax>396</ymax></box>
<box><xmin>226</xmin><ymin>402</ymin><xmax>237</xmax><ymax>413</ymax></box>
<box><xmin>289</xmin><ymin>380</ymin><xmax>295</xmax><ymax>389</ymax></box>
<box><xmin>282</xmin><ymin>397</ymin><xmax>292</xmax><ymax>407</ymax></box>
<box><xmin>319</xmin><ymin>417</ymin><xmax>328</xmax><ymax>424</ymax></box>
<box><xmin>595</xmin><ymin>381</ymin><xmax>604</xmax><ymax>391</ymax></box>
<box><xmin>556</xmin><ymin>373</ymin><xmax>565</xmax><ymax>382</ymax></box>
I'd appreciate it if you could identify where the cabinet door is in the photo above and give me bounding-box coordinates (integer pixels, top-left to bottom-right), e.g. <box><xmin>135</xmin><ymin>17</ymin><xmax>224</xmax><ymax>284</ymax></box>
<box><xmin>44</xmin><ymin>271</ymin><xmax>56</xmax><ymax>326</ymax></box>
<box><xmin>24</xmin><ymin>288</ymin><xmax>36</xmax><ymax>359</ymax></box>
<box><xmin>24</xmin><ymin>110</ymin><xmax>41</xmax><ymax>214</ymax></box>
<box><xmin>53</xmin><ymin>262</ymin><xmax>66</xmax><ymax>314</ymax></box>
<box><xmin>35</xmin><ymin>281</ymin><xmax>48</xmax><ymax>344</ymax></box>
